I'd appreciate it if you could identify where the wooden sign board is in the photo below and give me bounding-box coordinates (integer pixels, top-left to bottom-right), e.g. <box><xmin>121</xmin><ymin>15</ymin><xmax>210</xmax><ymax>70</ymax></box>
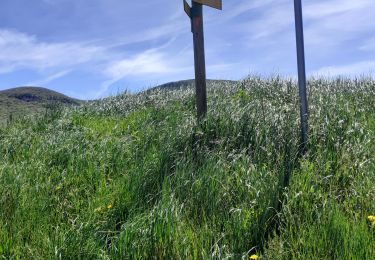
<box><xmin>193</xmin><ymin>0</ymin><xmax>222</xmax><ymax>10</ymax></box>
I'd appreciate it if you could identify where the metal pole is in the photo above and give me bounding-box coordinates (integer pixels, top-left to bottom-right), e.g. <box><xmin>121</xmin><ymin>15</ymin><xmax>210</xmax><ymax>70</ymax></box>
<box><xmin>294</xmin><ymin>0</ymin><xmax>308</xmax><ymax>154</ymax></box>
<box><xmin>191</xmin><ymin>2</ymin><xmax>207</xmax><ymax>121</ymax></box>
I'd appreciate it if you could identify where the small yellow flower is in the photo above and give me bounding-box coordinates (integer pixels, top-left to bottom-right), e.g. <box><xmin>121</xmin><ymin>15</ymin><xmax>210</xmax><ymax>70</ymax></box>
<box><xmin>368</xmin><ymin>215</ymin><xmax>375</xmax><ymax>223</ymax></box>
<box><xmin>107</xmin><ymin>204</ymin><xmax>113</xmax><ymax>209</ymax></box>
<box><xmin>250</xmin><ymin>254</ymin><xmax>258</xmax><ymax>260</ymax></box>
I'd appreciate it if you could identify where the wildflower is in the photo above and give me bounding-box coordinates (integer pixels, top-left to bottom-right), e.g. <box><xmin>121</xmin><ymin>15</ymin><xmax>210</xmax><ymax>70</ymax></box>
<box><xmin>107</xmin><ymin>204</ymin><xmax>113</xmax><ymax>209</ymax></box>
<box><xmin>368</xmin><ymin>215</ymin><xmax>375</xmax><ymax>223</ymax></box>
<box><xmin>250</xmin><ymin>254</ymin><xmax>258</xmax><ymax>260</ymax></box>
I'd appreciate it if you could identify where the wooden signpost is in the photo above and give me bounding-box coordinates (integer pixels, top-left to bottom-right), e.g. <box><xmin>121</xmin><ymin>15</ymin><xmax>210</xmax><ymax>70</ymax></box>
<box><xmin>293</xmin><ymin>0</ymin><xmax>309</xmax><ymax>154</ymax></box>
<box><xmin>184</xmin><ymin>0</ymin><xmax>222</xmax><ymax>121</ymax></box>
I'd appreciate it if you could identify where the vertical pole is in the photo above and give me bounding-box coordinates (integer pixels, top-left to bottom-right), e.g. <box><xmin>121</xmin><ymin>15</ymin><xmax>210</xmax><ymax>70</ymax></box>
<box><xmin>294</xmin><ymin>0</ymin><xmax>308</xmax><ymax>154</ymax></box>
<box><xmin>191</xmin><ymin>2</ymin><xmax>207</xmax><ymax>121</ymax></box>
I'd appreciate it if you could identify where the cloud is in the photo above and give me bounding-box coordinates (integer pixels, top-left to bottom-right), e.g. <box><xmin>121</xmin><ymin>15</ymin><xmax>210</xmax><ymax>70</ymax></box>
<box><xmin>248</xmin><ymin>3</ymin><xmax>293</xmax><ymax>40</ymax></box>
<box><xmin>304</xmin><ymin>0</ymin><xmax>372</xmax><ymax>19</ymax></box>
<box><xmin>106</xmin><ymin>22</ymin><xmax>186</xmax><ymax>49</ymax></box>
<box><xmin>27</xmin><ymin>70</ymin><xmax>71</xmax><ymax>86</ymax></box>
<box><xmin>104</xmin><ymin>38</ymin><xmax>190</xmax><ymax>80</ymax></box>
<box><xmin>0</xmin><ymin>29</ymin><xmax>103</xmax><ymax>74</ymax></box>
<box><xmin>311</xmin><ymin>61</ymin><xmax>375</xmax><ymax>77</ymax></box>
<box><xmin>105</xmin><ymin>51</ymin><xmax>169</xmax><ymax>79</ymax></box>
<box><xmin>96</xmin><ymin>46</ymin><xmax>192</xmax><ymax>98</ymax></box>
<box><xmin>360</xmin><ymin>38</ymin><xmax>375</xmax><ymax>51</ymax></box>
<box><xmin>219</xmin><ymin>0</ymin><xmax>276</xmax><ymax>22</ymax></box>
<box><xmin>232</xmin><ymin>0</ymin><xmax>375</xmax><ymax>39</ymax></box>
<box><xmin>297</xmin><ymin>0</ymin><xmax>375</xmax><ymax>51</ymax></box>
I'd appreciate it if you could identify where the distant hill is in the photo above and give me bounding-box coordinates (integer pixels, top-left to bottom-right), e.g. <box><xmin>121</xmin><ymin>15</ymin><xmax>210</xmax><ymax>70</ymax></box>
<box><xmin>0</xmin><ymin>87</ymin><xmax>81</xmax><ymax>124</ymax></box>
<box><xmin>150</xmin><ymin>79</ymin><xmax>238</xmax><ymax>92</ymax></box>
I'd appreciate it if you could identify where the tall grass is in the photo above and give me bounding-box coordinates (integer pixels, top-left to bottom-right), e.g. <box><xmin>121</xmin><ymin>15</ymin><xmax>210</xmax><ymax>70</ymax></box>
<box><xmin>0</xmin><ymin>77</ymin><xmax>374</xmax><ymax>259</ymax></box>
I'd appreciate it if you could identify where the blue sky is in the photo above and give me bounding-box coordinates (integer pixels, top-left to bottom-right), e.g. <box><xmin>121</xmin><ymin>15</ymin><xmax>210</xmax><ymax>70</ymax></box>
<box><xmin>1</xmin><ymin>0</ymin><xmax>375</xmax><ymax>99</ymax></box>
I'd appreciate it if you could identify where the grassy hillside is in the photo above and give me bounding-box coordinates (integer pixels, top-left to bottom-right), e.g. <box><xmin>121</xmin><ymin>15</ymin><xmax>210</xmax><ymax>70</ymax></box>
<box><xmin>0</xmin><ymin>78</ymin><xmax>374</xmax><ymax>259</ymax></box>
<box><xmin>0</xmin><ymin>87</ymin><xmax>80</xmax><ymax>124</ymax></box>
<box><xmin>150</xmin><ymin>79</ymin><xmax>237</xmax><ymax>91</ymax></box>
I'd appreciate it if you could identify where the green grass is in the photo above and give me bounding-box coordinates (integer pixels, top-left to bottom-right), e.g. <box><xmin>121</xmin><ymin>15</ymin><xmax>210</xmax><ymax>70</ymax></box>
<box><xmin>0</xmin><ymin>77</ymin><xmax>374</xmax><ymax>259</ymax></box>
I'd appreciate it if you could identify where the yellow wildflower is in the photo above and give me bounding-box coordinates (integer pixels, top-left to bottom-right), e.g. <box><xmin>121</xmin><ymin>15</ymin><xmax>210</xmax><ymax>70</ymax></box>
<box><xmin>368</xmin><ymin>215</ymin><xmax>375</xmax><ymax>223</ymax></box>
<box><xmin>250</xmin><ymin>254</ymin><xmax>258</xmax><ymax>260</ymax></box>
<box><xmin>107</xmin><ymin>204</ymin><xmax>113</xmax><ymax>209</ymax></box>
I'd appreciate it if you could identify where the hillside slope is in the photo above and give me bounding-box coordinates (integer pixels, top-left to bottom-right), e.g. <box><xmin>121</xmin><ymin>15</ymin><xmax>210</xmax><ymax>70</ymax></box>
<box><xmin>151</xmin><ymin>79</ymin><xmax>237</xmax><ymax>91</ymax></box>
<box><xmin>0</xmin><ymin>78</ymin><xmax>374</xmax><ymax>259</ymax></box>
<box><xmin>0</xmin><ymin>87</ymin><xmax>80</xmax><ymax>124</ymax></box>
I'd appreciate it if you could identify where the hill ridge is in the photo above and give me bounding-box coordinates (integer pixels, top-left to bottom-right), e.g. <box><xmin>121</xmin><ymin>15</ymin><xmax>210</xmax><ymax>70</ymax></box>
<box><xmin>0</xmin><ymin>86</ymin><xmax>80</xmax><ymax>124</ymax></box>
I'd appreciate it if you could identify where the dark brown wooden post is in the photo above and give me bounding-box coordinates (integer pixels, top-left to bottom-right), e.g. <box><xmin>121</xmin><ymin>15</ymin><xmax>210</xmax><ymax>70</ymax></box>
<box><xmin>184</xmin><ymin>0</ymin><xmax>222</xmax><ymax>122</ymax></box>
<box><xmin>191</xmin><ymin>2</ymin><xmax>207</xmax><ymax>120</ymax></box>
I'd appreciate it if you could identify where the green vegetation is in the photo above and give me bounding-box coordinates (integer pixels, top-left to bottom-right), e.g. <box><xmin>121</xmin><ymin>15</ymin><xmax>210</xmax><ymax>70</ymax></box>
<box><xmin>0</xmin><ymin>86</ymin><xmax>81</xmax><ymax>124</ymax></box>
<box><xmin>0</xmin><ymin>78</ymin><xmax>374</xmax><ymax>259</ymax></box>
<box><xmin>151</xmin><ymin>79</ymin><xmax>237</xmax><ymax>91</ymax></box>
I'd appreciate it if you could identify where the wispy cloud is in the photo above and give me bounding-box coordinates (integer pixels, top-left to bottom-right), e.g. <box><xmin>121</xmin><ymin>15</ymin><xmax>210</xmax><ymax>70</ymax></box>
<box><xmin>303</xmin><ymin>0</ymin><xmax>375</xmax><ymax>47</ymax></box>
<box><xmin>359</xmin><ymin>38</ymin><xmax>375</xmax><ymax>51</ymax></box>
<box><xmin>304</xmin><ymin>0</ymin><xmax>372</xmax><ymax>19</ymax></box>
<box><xmin>105</xmin><ymin>22</ymin><xmax>186</xmax><ymax>49</ymax></box>
<box><xmin>0</xmin><ymin>29</ymin><xmax>103</xmax><ymax>74</ymax></box>
<box><xmin>311</xmin><ymin>60</ymin><xmax>375</xmax><ymax>77</ymax></box>
<box><xmin>96</xmin><ymin>45</ymin><xmax>192</xmax><ymax>98</ymax></box>
<box><xmin>27</xmin><ymin>70</ymin><xmax>71</xmax><ymax>86</ymax></box>
<box><xmin>105</xmin><ymin>51</ymin><xmax>169</xmax><ymax>78</ymax></box>
<box><xmin>218</xmin><ymin>0</ymin><xmax>276</xmax><ymax>22</ymax></box>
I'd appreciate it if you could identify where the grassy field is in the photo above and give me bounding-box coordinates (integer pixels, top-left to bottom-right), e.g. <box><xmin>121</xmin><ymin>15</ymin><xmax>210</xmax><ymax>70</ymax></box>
<box><xmin>0</xmin><ymin>77</ymin><xmax>374</xmax><ymax>259</ymax></box>
<box><xmin>0</xmin><ymin>86</ymin><xmax>80</xmax><ymax>125</ymax></box>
